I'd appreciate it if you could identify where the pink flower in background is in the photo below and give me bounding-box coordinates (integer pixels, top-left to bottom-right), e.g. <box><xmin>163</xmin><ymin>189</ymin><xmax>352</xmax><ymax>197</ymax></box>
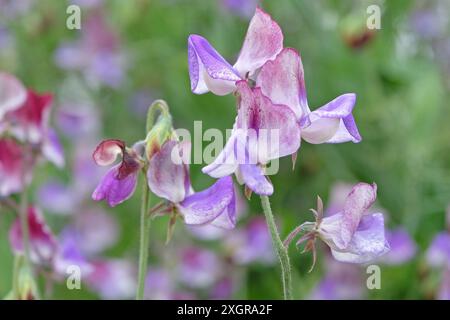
<box><xmin>147</xmin><ymin>140</ymin><xmax>236</xmax><ymax>229</ymax></box>
<box><xmin>226</xmin><ymin>217</ymin><xmax>275</xmax><ymax>265</ymax></box>
<box><xmin>177</xmin><ymin>247</ymin><xmax>222</xmax><ymax>289</ymax></box>
<box><xmin>54</xmin><ymin>10</ymin><xmax>126</xmax><ymax>89</ymax></box>
<box><xmin>310</xmin><ymin>254</ymin><xmax>365</xmax><ymax>300</ymax></box>
<box><xmin>92</xmin><ymin>139</ymin><xmax>143</xmax><ymax>207</ymax></box>
<box><xmin>9</xmin><ymin>206</ymin><xmax>57</xmax><ymax>265</ymax></box>
<box><xmin>0</xmin><ymin>138</ymin><xmax>32</xmax><ymax>196</ymax></box>
<box><xmin>188</xmin><ymin>7</ymin><xmax>283</xmax><ymax>95</ymax></box>
<box><xmin>86</xmin><ymin>259</ymin><xmax>136</xmax><ymax>299</ymax></box>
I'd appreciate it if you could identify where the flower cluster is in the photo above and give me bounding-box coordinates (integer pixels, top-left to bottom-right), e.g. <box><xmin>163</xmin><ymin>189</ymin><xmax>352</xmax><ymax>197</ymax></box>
<box><xmin>189</xmin><ymin>8</ymin><xmax>361</xmax><ymax>197</ymax></box>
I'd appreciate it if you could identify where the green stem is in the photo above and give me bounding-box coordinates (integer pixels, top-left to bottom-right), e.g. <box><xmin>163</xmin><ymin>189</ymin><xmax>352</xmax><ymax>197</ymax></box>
<box><xmin>136</xmin><ymin>174</ymin><xmax>151</xmax><ymax>300</ymax></box>
<box><xmin>260</xmin><ymin>195</ymin><xmax>293</xmax><ymax>300</ymax></box>
<box><xmin>19</xmin><ymin>188</ymin><xmax>31</xmax><ymax>271</ymax></box>
<box><xmin>12</xmin><ymin>255</ymin><xmax>22</xmax><ymax>297</ymax></box>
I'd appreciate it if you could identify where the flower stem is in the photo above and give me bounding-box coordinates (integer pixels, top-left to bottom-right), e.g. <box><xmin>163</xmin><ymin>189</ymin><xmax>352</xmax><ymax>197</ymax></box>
<box><xmin>19</xmin><ymin>188</ymin><xmax>31</xmax><ymax>272</ymax></box>
<box><xmin>136</xmin><ymin>174</ymin><xmax>151</xmax><ymax>300</ymax></box>
<box><xmin>260</xmin><ymin>195</ymin><xmax>293</xmax><ymax>300</ymax></box>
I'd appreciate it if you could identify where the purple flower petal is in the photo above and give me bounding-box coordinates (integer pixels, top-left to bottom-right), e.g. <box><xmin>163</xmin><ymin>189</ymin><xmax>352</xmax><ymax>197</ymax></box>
<box><xmin>147</xmin><ymin>140</ymin><xmax>191</xmax><ymax>203</ymax></box>
<box><xmin>177</xmin><ymin>247</ymin><xmax>221</xmax><ymax>288</ymax></box>
<box><xmin>426</xmin><ymin>232</ymin><xmax>450</xmax><ymax>267</ymax></box>
<box><xmin>233</xmin><ymin>7</ymin><xmax>283</xmax><ymax>77</ymax></box>
<box><xmin>42</xmin><ymin>128</ymin><xmax>65</xmax><ymax>168</ymax></box>
<box><xmin>330</xmin><ymin>213</ymin><xmax>390</xmax><ymax>264</ymax></box>
<box><xmin>381</xmin><ymin>228</ymin><xmax>416</xmax><ymax>265</ymax></box>
<box><xmin>188</xmin><ymin>34</ymin><xmax>241</xmax><ymax>95</ymax></box>
<box><xmin>92</xmin><ymin>165</ymin><xmax>138</xmax><ymax>207</ymax></box>
<box><xmin>238</xmin><ymin>163</ymin><xmax>273</xmax><ymax>196</ymax></box>
<box><xmin>257</xmin><ymin>48</ymin><xmax>309</xmax><ymax>121</ymax></box>
<box><xmin>236</xmin><ymin>81</ymin><xmax>301</xmax><ymax>163</ymax></box>
<box><xmin>302</xmin><ymin>93</ymin><xmax>361</xmax><ymax>144</ymax></box>
<box><xmin>341</xmin><ymin>182</ymin><xmax>377</xmax><ymax>247</ymax></box>
<box><xmin>178</xmin><ymin>176</ymin><xmax>235</xmax><ymax>228</ymax></box>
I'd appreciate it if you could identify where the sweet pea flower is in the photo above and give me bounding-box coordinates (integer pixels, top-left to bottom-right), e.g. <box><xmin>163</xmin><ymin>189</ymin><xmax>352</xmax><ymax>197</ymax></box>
<box><xmin>86</xmin><ymin>259</ymin><xmax>136</xmax><ymax>299</ymax></box>
<box><xmin>380</xmin><ymin>228</ymin><xmax>416</xmax><ymax>265</ymax></box>
<box><xmin>1</xmin><ymin>82</ymin><xmax>65</xmax><ymax>168</ymax></box>
<box><xmin>9</xmin><ymin>206</ymin><xmax>58</xmax><ymax>265</ymax></box>
<box><xmin>203</xmin><ymin>81</ymin><xmax>300</xmax><ymax>195</ymax></box>
<box><xmin>0</xmin><ymin>72</ymin><xmax>27</xmax><ymax>121</ymax></box>
<box><xmin>426</xmin><ymin>232</ymin><xmax>450</xmax><ymax>268</ymax></box>
<box><xmin>0</xmin><ymin>137</ymin><xmax>32</xmax><ymax>196</ymax></box>
<box><xmin>292</xmin><ymin>183</ymin><xmax>389</xmax><ymax>264</ymax></box>
<box><xmin>188</xmin><ymin>7</ymin><xmax>283</xmax><ymax>95</ymax></box>
<box><xmin>256</xmin><ymin>48</ymin><xmax>361</xmax><ymax>144</ymax></box>
<box><xmin>147</xmin><ymin>139</ymin><xmax>236</xmax><ymax>229</ymax></box>
<box><xmin>177</xmin><ymin>247</ymin><xmax>222</xmax><ymax>289</ymax></box>
<box><xmin>92</xmin><ymin>139</ymin><xmax>143</xmax><ymax>207</ymax></box>
<box><xmin>226</xmin><ymin>217</ymin><xmax>275</xmax><ymax>265</ymax></box>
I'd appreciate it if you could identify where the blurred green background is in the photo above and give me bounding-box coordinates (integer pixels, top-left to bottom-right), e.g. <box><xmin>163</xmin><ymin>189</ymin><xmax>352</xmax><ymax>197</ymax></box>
<box><xmin>1</xmin><ymin>0</ymin><xmax>449</xmax><ymax>299</ymax></box>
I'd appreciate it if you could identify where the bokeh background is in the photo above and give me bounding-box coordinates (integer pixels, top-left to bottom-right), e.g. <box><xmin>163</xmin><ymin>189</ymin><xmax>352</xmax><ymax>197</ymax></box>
<box><xmin>1</xmin><ymin>0</ymin><xmax>450</xmax><ymax>299</ymax></box>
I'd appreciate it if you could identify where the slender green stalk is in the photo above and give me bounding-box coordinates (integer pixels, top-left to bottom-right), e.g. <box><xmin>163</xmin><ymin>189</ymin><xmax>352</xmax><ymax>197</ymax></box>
<box><xmin>19</xmin><ymin>188</ymin><xmax>31</xmax><ymax>271</ymax></box>
<box><xmin>260</xmin><ymin>195</ymin><xmax>293</xmax><ymax>300</ymax></box>
<box><xmin>136</xmin><ymin>174</ymin><xmax>151</xmax><ymax>300</ymax></box>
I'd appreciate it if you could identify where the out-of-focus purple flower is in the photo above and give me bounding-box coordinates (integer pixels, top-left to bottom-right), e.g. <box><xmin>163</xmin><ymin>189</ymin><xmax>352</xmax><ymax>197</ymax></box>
<box><xmin>57</xmin><ymin>102</ymin><xmax>99</xmax><ymax>139</ymax></box>
<box><xmin>87</xmin><ymin>259</ymin><xmax>136</xmax><ymax>299</ymax></box>
<box><xmin>71</xmin><ymin>0</ymin><xmax>103</xmax><ymax>8</ymax></box>
<box><xmin>177</xmin><ymin>247</ymin><xmax>221</xmax><ymax>289</ymax></box>
<box><xmin>144</xmin><ymin>268</ymin><xmax>173</xmax><ymax>300</ymax></box>
<box><xmin>188</xmin><ymin>7</ymin><xmax>283</xmax><ymax>95</ymax></box>
<box><xmin>226</xmin><ymin>217</ymin><xmax>275</xmax><ymax>265</ymax></box>
<box><xmin>203</xmin><ymin>81</ymin><xmax>300</xmax><ymax>195</ymax></box>
<box><xmin>311</xmin><ymin>183</ymin><xmax>389</xmax><ymax>264</ymax></box>
<box><xmin>257</xmin><ymin>48</ymin><xmax>361</xmax><ymax>144</ymax></box>
<box><xmin>0</xmin><ymin>0</ymin><xmax>34</xmax><ymax>20</ymax></box>
<box><xmin>129</xmin><ymin>90</ymin><xmax>157</xmax><ymax>117</ymax></box>
<box><xmin>53</xmin><ymin>228</ymin><xmax>93</xmax><ymax>277</ymax></box>
<box><xmin>9</xmin><ymin>206</ymin><xmax>58</xmax><ymax>265</ymax></box>
<box><xmin>37</xmin><ymin>180</ymin><xmax>79</xmax><ymax>215</ymax></box>
<box><xmin>221</xmin><ymin>0</ymin><xmax>259</xmax><ymax>19</ymax></box>
<box><xmin>310</xmin><ymin>255</ymin><xmax>364</xmax><ymax>300</ymax></box>
<box><xmin>73</xmin><ymin>209</ymin><xmax>119</xmax><ymax>255</ymax></box>
<box><xmin>0</xmin><ymin>138</ymin><xmax>32</xmax><ymax>196</ymax></box>
<box><xmin>147</xmin><ymin>140</ymin><xmax>236</xmax><ymax>229</ymax></box>
<box><xmin>426</xmin><ymin>232</ymin><xmax>450</xmax><ymax>267</ymax></box>
<box><xmin>438</xmin><ymin>268</ymin><xmax>450</xmax><ymax>300</ymax></box>
<box><xmin>211</xmin><ymin>277</ymin><xmax>234</xmax><ymax>299</ymax></box>
<box><xmin>92</xmin><ymin>139</ymin><xmax>143</xmax><ymax>207</ymax></box>
<box><xmin>380</xmin><ymin>228</ymin><xmax>416</xmax><ymax>265</ymax></box>
<box><xmin>73</xmin><ymin>143</ymin><xmax>107</xmax><ymax>194</ymax></box>
<box><xmin>54</xmin><ymin>11</ymin><xmax>126</xmax><ymax>89</ymax></box>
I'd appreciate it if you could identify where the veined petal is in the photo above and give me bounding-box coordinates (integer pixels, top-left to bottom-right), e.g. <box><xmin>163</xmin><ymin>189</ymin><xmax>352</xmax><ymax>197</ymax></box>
<box><xmin>92</xmin><ymin>165</ymin><xmax>138</xmax><ymax>207</ymax></box>
<box><xmin>330</xmin><ymin>213</ymin><xmax>390</xmax><ymax>264</ymax></box>
<box><xmin>341</xmin><ymin>182</ymin><xmax>377</xmax><ymax>247</ymax></box>
<box><xmin>239</xmin><ymin>163</ymin><xmax>273</xmax><ymax>196</ymax></box>
<box><xmin>236</xmin><ymin>81</ymin><xmax>300</xmax><ymax>163</ymax></box>
<box><xmin>0</xmin><ymin>72</ymin><xmax>27</xmax><ymax>121</ymax></box>
<box><xmin>233</xmin><ymin>7</ymin><xmax>283</xmax><ymax>77</ymax></box>
<box><xmin>302</xmin><ymin>93</ymin><xmax>359</xmax><ymax>144</ymax></box>
<box><xmin>202</xmin><ymin>132</ymin><xmax>240</xmax><ymax>178</ymax></box>
<box><xmin>256</xmin><ymin>48</ymin><xmax>309</xmax><ymax>120</ymax></box>
<box><xmin>188</xmin><ymin>34</ymin><xmax>241</xmax><ymax>95</ymax></box>
<box><xmin>209</xmin><ymin>189</ymin><xmax>236</xmax><ymax>229</ymax></box>
<box><xmin>147</xmin><ymin>140</ymin><xmax>191</xmax><ymax>203</ymax></box>
<box><xmin>93</xmin><ymin>139</ymin><xmax>125</xmax><ymax>166</ymax></box>
<box><xmin>178</xmin><ymin>176</ymin><xmax>235</xmax><ymax>226</ymax></box>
